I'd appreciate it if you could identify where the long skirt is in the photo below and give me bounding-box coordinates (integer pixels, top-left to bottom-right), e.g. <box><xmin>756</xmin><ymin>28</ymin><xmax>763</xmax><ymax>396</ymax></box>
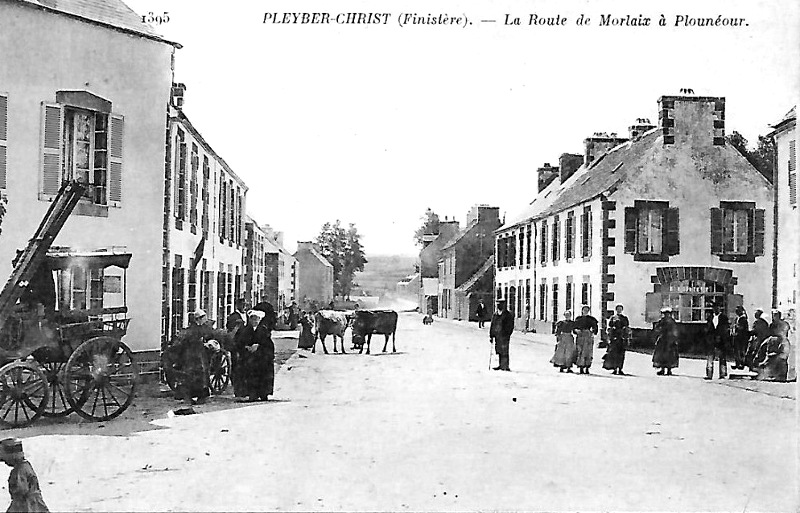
<box><xmin>575</xmin><ymin>331</ymin><xmax>594</xmax><ymax>367</ymax></box>
<box><xmin>243</xmin><ymin>352</ymin><xmax>275</xmax><ymax>399</ymax></box>
<box><xmin>230</xmin><ymin>351</ymin><xmax>246</xmax><ymax>397</ymax></box>
<box><xmin>550</xmin><ymin>333</ymin><xmax>576</xmax><ymax>368</ymax></box>
<box><xmin>602</xmin><ymin>336</ymin><xmax>626</xmax><ymax>370</ymax></box>
<box><xmin>652</xmin><ymin>337</ymin><xmax>679</xmax><ymax>369</ymax></box>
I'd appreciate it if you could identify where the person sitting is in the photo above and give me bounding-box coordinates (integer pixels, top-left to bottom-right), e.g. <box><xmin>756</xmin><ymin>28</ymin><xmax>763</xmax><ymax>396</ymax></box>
<box><xmin>755</xmin><ymin>310</ymin><xmax>791</xmax><ymax>381</ymax></box>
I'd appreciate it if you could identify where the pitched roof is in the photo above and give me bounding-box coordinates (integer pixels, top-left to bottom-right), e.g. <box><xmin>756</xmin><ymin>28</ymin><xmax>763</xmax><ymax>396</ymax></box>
<box><xmin>442</xmin><ymin>219</ymin><xmax>479</xmax><ymax>250</ymax></box>
<box><xmin>769</xmin><ymin>106</ymin><xmax>796</xmax><ymax>135</ymax></box>
<box><xmin>456</xmin><ymin>255</ymin><xmax>494</xmax><ymax>293</ymax></box>
<box><xmin>16</xmin><ymin>0</ymin><xmax>180</xmax><ymax>46</ymax></box>
<box><xmin>295</xmin><ymin>246</ymin><xmax>333</xmax><ymax>268</ymax></box>
<box><xmin>500</xmin><ymin>129</ymin><xmax>661</xmax><ymax>230</ymax></box>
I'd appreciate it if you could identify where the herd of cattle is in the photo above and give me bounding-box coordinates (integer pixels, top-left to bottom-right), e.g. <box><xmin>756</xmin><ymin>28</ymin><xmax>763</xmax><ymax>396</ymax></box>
<box><xmin>301</xmin><ymin>309</ymin><xmax>399</xmax><ymax>355</ymax></box>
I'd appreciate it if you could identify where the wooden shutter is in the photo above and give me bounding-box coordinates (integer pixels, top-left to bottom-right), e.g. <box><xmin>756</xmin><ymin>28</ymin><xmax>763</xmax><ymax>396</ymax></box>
<box><xmin>709</xmin><ymin>207</ymin><xmax>723</xmax><ymax>255</ymax></box>
<box><xmin>624</xmin><ymin>207</ymin><xmax>637</xmax><ymax>253</ymax></box>
<box><xmin>664</xmin><ymin>207</ymin><xmax>680</xmax><ymax>256</ymax></box>
<box><xmin>645</xmin><ymin>292</ymin><xmax>662</xmax><ymax>323</ymax></box>
<box><xmin>0</xmin><ymin>93</ymin><xmax>7</xmax><ymax>190</ymax></box>
<box><xmin>108</xmin><ymin>114</ymin><xmax>124</xmax><ymax>207</ymax></box>
<box><xmin>789</xmin><ymin>140</ymin><xmax>796</xmax><ymax>205</ymax></box>
<box><xmin>753</xmin><ymin>208</ymin><xmax>765</xmax><ymax>256</ymax></box>
<box><xmin>40</xmin><ymin>102</ymin><xmax>63</xmax><ymax>199</ymax></box>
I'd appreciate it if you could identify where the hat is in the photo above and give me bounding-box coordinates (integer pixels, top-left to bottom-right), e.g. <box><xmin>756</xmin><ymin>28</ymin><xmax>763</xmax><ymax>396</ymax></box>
<box><xmin>660</xmin><ymin>306</ymin><xmax>672</xmax><ymax>313</ymax></box>
<box><xmin>0</xmin><ymin>438</ymin><xmax>23</xmax><ymax>456</ymax></box>
<box><xmin>193</xmin><ymin>309</ymin><xmax>207</xmax><ymax>319</ymax></box>
<box><xmin>755</xmin><ymin>307</ymin><xmax>764</xmax><ymax>313</ymax></box>
<box><xmin>247</xmin><ymin>309</ymin><xmax>265</xmax><ymax>321</ymax></box>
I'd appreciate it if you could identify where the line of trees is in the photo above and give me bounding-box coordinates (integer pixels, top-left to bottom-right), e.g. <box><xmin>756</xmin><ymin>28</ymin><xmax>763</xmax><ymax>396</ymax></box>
<box><xmin>316</xmin><ymin>220</ymin><xmax>367</xmax><ymax>300</ymax></box>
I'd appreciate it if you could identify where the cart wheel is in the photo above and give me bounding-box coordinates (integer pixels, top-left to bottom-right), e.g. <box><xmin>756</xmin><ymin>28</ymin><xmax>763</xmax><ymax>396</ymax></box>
<box><xmin>209</xmin><ymin>351</ymin><xmax>231</xmax><ymax>394</ymax></box>
<box><xmin>0</xmin><ymin>361</ymin><xmax>50</xmax><ymax>428</ymax></box>
<box><xmin>64</xmin><ymin>337</ymin><xmax>138</xmax><ymax>421</ymax></box>
<box><xmin>161</xmin><ymin>350</ymin><xmax>180</xmax><ymax>392</ymax></box>
<box><xmin>40</xmin><ymin>362</ymin><xmax>74</xmax><ymax>417</ymax></box>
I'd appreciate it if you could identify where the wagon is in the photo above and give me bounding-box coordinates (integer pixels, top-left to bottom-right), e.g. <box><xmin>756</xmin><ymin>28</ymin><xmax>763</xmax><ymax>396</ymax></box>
<box><xmin>161</xmin><ymin>334</ymin><xmax>232</xmax><ymax>395</ymax></box>
<box><xmin>0</xmin><ymin>181</ymin><xmax>139</xmax><ymax>428</ymax></box>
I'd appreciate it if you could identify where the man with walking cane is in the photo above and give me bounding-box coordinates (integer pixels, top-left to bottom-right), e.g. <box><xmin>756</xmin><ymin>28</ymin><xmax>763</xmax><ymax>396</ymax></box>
<box><xmin>490</xmin><ymin>299</ymin><xmax>515</xmax><ymax>371</ymax></box>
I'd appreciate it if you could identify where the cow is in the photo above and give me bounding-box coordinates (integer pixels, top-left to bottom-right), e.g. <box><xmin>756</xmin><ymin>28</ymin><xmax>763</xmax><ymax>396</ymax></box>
<box><xmin>352</xmin><ymin>310</ymin><xmax>398</xmax><ymax>354</ymax></box>
<box><xmin>313</xmin><ymin>310</ymin><xmax>350</xmax><ymax>354</ymax></box>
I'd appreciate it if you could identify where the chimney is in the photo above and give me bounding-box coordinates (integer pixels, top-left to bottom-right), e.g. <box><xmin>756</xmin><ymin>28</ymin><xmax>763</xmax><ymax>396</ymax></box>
<box><xmin>467</xmin><ymin>205</ymin><xmax>500</xmax><ymax>226</ymax></box>
<box><xmin>558</xmin><ymin>153</ymin><xmax>583</xmax><ymax>183</ymax></box>
<box><xmin>296</xmin><ymin>241</ymin><xmax>315</xmax><ymax>252</ymax></box>
<box><xmin>628</xmin><ymin>118</ymin><xmax>656</xmax><ymax>140</ymax></box>
<box><xmin>584</xmin><ymin>132</ymin><xmax>629</xmax><ymax>165</ymax></box>
<box><xmin>537</xmin><ymin>163</ymin><xmax>559</xmax><ymax>192</ymax></box>
<box><xmin>658</xmin><ymin>90</ymin><xmax>725</xmax><ymax>146</ymax></box>
<box><xmin>171</xmin><ymin>83</ymin><xmax>186</xmax><ymax>109</ymax></box>
<box><xmin>438</xmin><ymin>220</ymin><xmax>460</xmax><ymax>240</ymax></box>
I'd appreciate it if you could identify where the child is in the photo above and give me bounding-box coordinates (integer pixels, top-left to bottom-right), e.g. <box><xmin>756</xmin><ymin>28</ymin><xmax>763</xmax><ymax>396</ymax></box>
<box><xmin>0</xmin><ymin>438</ymin><xmax>49</xmax><ymax>512</ymax></box>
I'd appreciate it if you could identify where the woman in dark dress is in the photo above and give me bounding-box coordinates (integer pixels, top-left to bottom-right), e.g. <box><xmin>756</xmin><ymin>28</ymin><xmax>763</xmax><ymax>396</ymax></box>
<box><xmin>550</xmin><ymin>311</ymin><xmax>576</xmax><ymax>372</ymax></box>
<box><xmin>603</xmin><ymin>304</ymin><xmax>630</xmax><ymax>375</ymax></box>
<box><xmin>235</xmin><ymin>309</ymin><xmax>275</xmax><ymax>401</ymax></box>
<box><xmin>573</xmin><ymin>305</ymin><xmax>599</xmax><ymax>374</ymax></box>
<box><xmin>652</xmin><ymin>307</ymin><xmax>679</xmax><ymax>375</ymax></box>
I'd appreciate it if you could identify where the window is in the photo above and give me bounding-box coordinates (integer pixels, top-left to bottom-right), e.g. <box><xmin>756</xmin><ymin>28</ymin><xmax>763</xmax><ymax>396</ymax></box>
<box><xmin>202</xmin><ymin>269</ymin><xmax>212</xmax><ymax>314</ymax></box>
<box><xmin>171</xmin><ymin>266</ymin><xmax>185</xmax><ymax>335</ymax></box>
<box><xmin>0</xmin><ymin>93</ymin><xmax>7</xmax><ymax>190</ymax></box>
<box><xmin>539</xmin><ymin>282</ymin><xmax>547</xmax><ymax>320</ymax></box>
<box><xmin>661</xmin><ymin>280</ymin><xmax>727</xmax><ymax>323</ymax></box>
<box><xmin>518</xmin><ymin>231</ymin><xmax>524</xmax><ymax>268</ymax></box>
<box><xmin>41</xmin><ymin>96</ymin><xmax>123</xmax><ymax>207</ymax></box>
<box><xmin>552</xmin><ymin>283</ymin><xmax>559</xmax><ymax>324</ymax></box>
<box><xmin>190</xmin><ymin>143</ymin><xmax>199</xmax><ymax>231</ymax></box>
<box><xmin>59</xmin><ymin>267</ymin><xmax>103</xmax><ymax>311</ymax></box>
<box><xmin>202</xmin><ymin>156</ymin><xmax>210</xmax><ymax>235</ymax></box>
<box><xmin>539</xmin><ymin>221</ymin><xmax>548</xmax><ymax>265</ymax></box>
<box><xmin>710</xmin><ymin>202</ymin><xmax>765</xmax><ymax>262</ymax></box>
<box><xmin>525</xmin><ymin>279</ymin><xmax>531</xmax><ymax>314</ymax></box>
<box><xmin>581</xmin><ymin>206</ymin><xmax>592</xmax><ymax>258</ymax></box>
<box><xmin>566</xmin><ymin>282</ymin><xmax>573</xmax><ymax>314</ymax></box>
<box><xmin>789</xmin><ymin>140</ymin><xmax>796</xmax><ymax>206</ymax></box>
<box><xmin>517</xmin><ymin>280</ymin><xmax>523</xmax><ymax>318</ymax></box>
<box><xmin>188</xmin><ymin>259</ymin><xmax>197</xmax><ymax>314</ymax></box>
<box><xmin>525</xmin><ymin>225</ymin><xmax>531</xmax><ymax>266</ymax></box>
<box><xmin>496</xmin><ymin>239</ymin><xmax>503</xmax><ymax>268</ymax></box>
<box><xmin>624</xmin><ymin>201</ymin><xmax>679</xmax><ymax>261</ymax></box>
<box><xmin>508</xmin><ymin>234</ymin><xmax>517</xmax><ymax>267</ymax></box>
<box><xmin>219</xmin><ymin>179</ymin><xmax>227</xmax><ymax>240</ymax></box>
<box><xmin>551</xmin><ymin>216</ymin><xmax>560</xmax><ymax>262</ymax></box>
<box><xmin>565</xmin><ymin>212</ymin><xmax>575</xmax><ymax>260</ymax></box>
<box><xmin>581</xmin><ymin>282</ymin><xmax>590</xmax><ymax>306</ymax></box>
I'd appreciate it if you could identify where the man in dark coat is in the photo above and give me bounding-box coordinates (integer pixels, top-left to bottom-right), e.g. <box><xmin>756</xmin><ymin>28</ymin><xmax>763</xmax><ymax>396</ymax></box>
<box><xmin>288</xmin><ymin>302</ymin><xmax>299</xmax><ymax>330</ymax></box>
<box><xmin>705</xmin><ymin>303</ymin><xmax>730</xmax><ymax>380</ymax></box>
<box><xmin>747</xmin><ymin>308</ymin><xmax>771</xmax><ymax>370</ymax></box>
<box><xmin>235</xmin><ymin>310</ymin><xmax>275</xmax><ymax>401</ymax></box>
<box><xmin>489</xmin><ymin>299</ymin><xmax>514</xmax><ymax>371</ymax></box>
<box><xmin>476</xmin><ymin>299</ymin><xmax>487</xmax><ymax>329</ymax></box>
<box><xmin>731</xmin><ymin>305</ymin><xmax>750</xmax><ymax>370</ymax></box>
<box><xmin>172</xmin><ymin>309</ymin><xmax>228</xmax><ymax>404</ymax></box>
<box><xmin>603</xmin><ymin>304</ymin><xmax>630</xmax><ymax>375</ymax></box>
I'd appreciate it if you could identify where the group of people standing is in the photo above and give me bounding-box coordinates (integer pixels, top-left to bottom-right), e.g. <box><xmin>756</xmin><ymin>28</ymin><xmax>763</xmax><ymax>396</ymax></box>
<box><xmin>486</xmin><ymin>297</ymin><xmax>793</xmax><ymax>382</ymax></box>
<box><xmin>226</xmin><ymin>300</ymin><xmax>277</xmax><ymax>402</ymax></box>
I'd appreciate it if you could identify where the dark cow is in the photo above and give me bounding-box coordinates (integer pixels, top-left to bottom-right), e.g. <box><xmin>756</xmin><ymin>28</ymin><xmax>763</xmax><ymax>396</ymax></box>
<box><xmin>352</xmin><ymin>310</ymin><xmax>398</xmax><ymax>354</ymax></box>
<box><xmin>314</xmin><ymin>310</ymin><xmax>349</xmax><ymax>354</ymax></box>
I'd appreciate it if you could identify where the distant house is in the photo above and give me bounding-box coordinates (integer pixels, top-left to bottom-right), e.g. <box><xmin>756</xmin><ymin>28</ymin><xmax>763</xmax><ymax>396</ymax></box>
<box><xmin>768</xmin><ymin>107</ymin><xmax>797</xmax><ymax>314</ymax></box>
<box><xmin>397</xmin><ymin>273</ymin><xmax>420</xmax><ymax>296</ymax></box>
<box><xmin>438</xmin><ymin>205</ymin><xmax>501</xmax><ymax>320</ymax></box>
<box><xmin>496</xmin><ymin>92</ymin><xmax>773</xmax><ymax>348</ymax></box>
<box><xmin>417</xmin><ymin>219</ymin><xmax>460</xmax><ymax>313</ymax></box>
<box><xmin>294</xmin><ymin>241</ymin><xmax>333</xmax><ymax>307</ymax></box>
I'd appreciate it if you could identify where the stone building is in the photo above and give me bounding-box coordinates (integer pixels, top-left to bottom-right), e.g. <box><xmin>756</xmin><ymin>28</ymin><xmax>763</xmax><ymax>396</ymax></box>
<box><xmin>164</xmin><ymin>90</ymin><xmax>248</xmax><ymax>340</ymax></box>
<box><xmin>0</xmin><ymin>0</ymin><xmax>178</xmax><ymax>353</ymax></box>
<box><xmin>438</xmin><ymin>205</ymin><xmax>500</xmax><ymax>320</ymax></box>
<box><xmin>769</xmin><ymin>107</ymin><xmax>797</xmax><ymax>313</ymax></box>
<box><xmin>294</xmin><ymin>241</ymin><xmax>333</xmax><ymax>307</ymax></box>
<box><xmin>417</xmin><ymin>219</ymin><xmax>460</xmax><ymax>314</ymax></box>
<box><xmin>496</xmin><ymin>92</ymin><xmax>773</xmax><ymax>348</ymax></box>
<box><xmin>245</xmin><ymin>217</ymin><xmax>268</xmax><ymax>307</ymax></box>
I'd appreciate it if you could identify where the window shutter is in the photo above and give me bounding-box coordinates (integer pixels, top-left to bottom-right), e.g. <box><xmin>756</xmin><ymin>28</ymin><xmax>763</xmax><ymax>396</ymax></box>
<box><xmin>665</xmin><ymin>207</ymin><xmax>680</xmax><ymax>256</ymax></box>
<box><xmin>624</xmin><ymin>207</ymin><xmax>637</xmax><ymax>253</ymax></box>
<box><xmin>40</xmin><ymin>102</ymin><xmax>63</xmax><ymax>199</ymax></box>
<box><xmin>645</xmin><ymin>292</ymin><xmax>662</xmax><ymax>323</ymax></box>
<box><xmin>0</xmin><ymin>93</ymin><xmax>7</xmax><ymax>190</ymax></box>
<box><xmin>709</xmin><ymin>207</ymin><xmax>723</xmax><ymax>255</ymax></box>
<box><xmin>789</xmin><ymin>140</ymin><xmax>796</xmax><ymax>205</ymax></box>
<box><xmin>108</xmin><ymin>114</ymin><xmax>124</xmax><ymax>207</ymax></box>
<box><xmin>753</xmin><ymin>208</ymin><xmax>765</xmax><ymax>256</ymax></box>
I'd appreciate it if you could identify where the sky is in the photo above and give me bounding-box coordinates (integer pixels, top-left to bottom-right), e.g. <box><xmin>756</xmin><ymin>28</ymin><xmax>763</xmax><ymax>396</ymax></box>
<box><xmin>125</xmin><ymin>0</ymin><xmax>799</xmax><ymax>257</ymax></box>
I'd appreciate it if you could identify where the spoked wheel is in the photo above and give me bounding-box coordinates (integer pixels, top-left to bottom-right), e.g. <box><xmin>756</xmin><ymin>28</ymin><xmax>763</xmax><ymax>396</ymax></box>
<box><xmin>209</xmin><ymin>350</ymin><xmax>231</xmax><ymax>394</ymax></box>
<box><xmin>0</xmin><ymin>361</ymin><xmax>49</xmax><ymax>428</ymax></box>
<box><xmin>40</xmin><ymin>362</ymin><xmax>74</xmax><ymax>417</ymax></box>
<box><xmin>64</xmin><ymin>337</ymin><xmax>138</xmax><ymax>421</ymax></box>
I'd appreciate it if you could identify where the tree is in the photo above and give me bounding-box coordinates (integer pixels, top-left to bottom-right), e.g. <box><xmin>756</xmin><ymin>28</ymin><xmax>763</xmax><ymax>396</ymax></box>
<box><xmin>316</xmin><ymin>220</ymin><xmax>367</xmax><ymax>300</ymax></box>
<box><xmin>727</xmin><ymin>130</ymin><xmax>776</xmax><ymax>183</ymax></box>
<box><xmin>413</xmin><ymin>208</ymin><xmax>440</xmax><ymax>246</ymax></box>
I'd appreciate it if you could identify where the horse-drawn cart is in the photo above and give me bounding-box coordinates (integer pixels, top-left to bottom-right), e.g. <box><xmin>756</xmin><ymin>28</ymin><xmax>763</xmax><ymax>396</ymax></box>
<box><xmin>0</xmin><ymin>181</ymin><xmax>138</xmax><ymax>428</ymax></box>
